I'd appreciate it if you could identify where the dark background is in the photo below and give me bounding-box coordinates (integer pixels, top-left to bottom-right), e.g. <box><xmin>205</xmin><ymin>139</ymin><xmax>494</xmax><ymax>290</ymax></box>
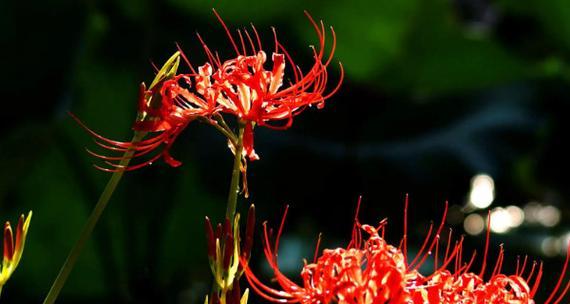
<box><xmin>1</xmin><ymin>0</ymin><xmax>570</xmax><ymax>302</ymax></box>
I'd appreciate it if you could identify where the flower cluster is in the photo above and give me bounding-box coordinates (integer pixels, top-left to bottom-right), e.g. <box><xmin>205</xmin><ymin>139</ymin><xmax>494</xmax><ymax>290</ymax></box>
<box><xmin>75</xmin><ymin>10</ymin><xmax>342</xmax><ymax>172</ymax></box>
<box><xmin>204</xmin><ymin>205</ymin><xmax>255</xmax><ymax>304</ymax></box>
<box><xmin>0</xmin><ymin>212</ymin><xmax>32</xmax><ymax>293</ymax></box>
<box><xmin>242</xmin><ymin>199</ymin><xmax>569</xmax><ymax>304</ymax></box>
<box><xmin>65</xmin><ymin>9</ymin><xmax>570</xmax><ymax>304</ymax></box>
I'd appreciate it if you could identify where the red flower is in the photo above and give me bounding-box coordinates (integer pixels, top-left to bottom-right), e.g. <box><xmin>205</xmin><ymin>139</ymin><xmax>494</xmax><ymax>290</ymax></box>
<box><xmin>405</xmin><ymin>207</ymin><xmax>570</xmax><ymax>304</ymax></box>
<box><xmin>241</xmin><ymin>205</ymin><xmax>412</xmax><ymax>304</ymax></box>
<box><xmin>75</xmin><ymin>10</ymin><xmax>342</xmax><ymax>170</ymax></box>
<box><xmin>242</xmin><ymin>198</ymin><xmax>570</xmax><ymax>304</ymax></box>
<box><xmin>72</xmin><ymin>50</ymin><xmax>225</xmax><ymax>171</ymax></box>
<box><xmin>176</xmin><ymin>10</ymin><xmax>343</xmax><ymax>160</ymax></box>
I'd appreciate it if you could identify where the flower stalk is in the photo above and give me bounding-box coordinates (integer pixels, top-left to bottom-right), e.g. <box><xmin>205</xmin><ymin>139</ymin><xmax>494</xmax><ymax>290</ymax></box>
<box><xmin>44</xmin><ymin>52</ymin><xmax>181</xmax><ymax>304</ymax></box>
<box><xmin>66</xmin><ymin>10</ymin><xmax>341</xmax><ymax>304</ymax></box>
<box><xmin>226</xmin><ymin>122</ymin><xmax>245</xmax><ymax>222</ymax></box>
<box><xmin>43</xmin><ymin>131</ymin><xmax>146</xmax><ymax>304</ymax></box>
<box><xmin>206</xmin><ymin>205</ymin><xmax>255</xmax><ymax>304</ymax></box>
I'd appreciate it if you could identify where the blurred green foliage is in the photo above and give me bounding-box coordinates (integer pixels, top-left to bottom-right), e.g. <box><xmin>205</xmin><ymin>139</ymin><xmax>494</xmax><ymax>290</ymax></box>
<box><xmin>1</xmin><ymin>0</ymin><xmax>570</xmax><ymax>303</ymax></box>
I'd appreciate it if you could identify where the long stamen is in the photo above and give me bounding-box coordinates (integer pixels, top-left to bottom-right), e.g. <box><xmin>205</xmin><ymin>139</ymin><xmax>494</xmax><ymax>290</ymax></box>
<box><xmin>212</xmin><ymin>9</ymin><xmax>241</xmax><ymax>56</ymax></box>
<box><xmin>175</xmin><ymin>43</ymin><xmax>197</xmax><ymax>74</ymax></box>
<box><xmin>236</xmin><ymin>29</ymin><xmax>247</xmax><ymax>56</ymax></box>
<box><xmin>479</xmin><ymin>210</ymin><xmax>492</xmax><ymax>278</ymax></box>
<box><xmin>243</xmin><ymin>28</ymin><xmax>257</xmax><ymax>55</ymax></box>
<box><xmin>402</xmin><ymin>194</ymin><xmax>408</xmax><ymax>264</ymax></box>
<box><xmin>274</xmin><ymin>205</ymin><xmax>290</xmax><ymax>254</ymax></box>
<box><xmin>313</xmin><ymin>233</ymin><xmax>322</xmax><ymax>264</ymax></box>
<box><xmin>545</xmin><ymin>243</ymin><xmax>570</xmax><ymax>304</ymax></box>
<box><xmin>530</xmin><ymin>262</ymin><xmax>543</xmax><ymax>298</ymax></box>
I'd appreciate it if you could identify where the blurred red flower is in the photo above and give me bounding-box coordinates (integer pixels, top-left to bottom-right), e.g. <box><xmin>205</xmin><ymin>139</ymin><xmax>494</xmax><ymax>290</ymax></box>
<box><xmin>242</xmin><ymin>198</ymin><xmax>570</xmax><ymax>304</ymax></box>
<box><xmin>242</xmin><ymin>205</ymin><xmax>411</xmax><ymax>304</ymax></box>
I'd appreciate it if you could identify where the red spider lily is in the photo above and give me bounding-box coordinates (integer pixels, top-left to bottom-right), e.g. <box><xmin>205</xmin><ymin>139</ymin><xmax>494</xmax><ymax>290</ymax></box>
<box><xmin>240</xmin><ymin>198</ymin><xmax>460</xmax><ymax>303</ymax></box>
<box><xmin>71</xmin><ymin>50</ymin><xmax>227</xmax><ymax>171</ymax></box>
<box><xmin>182</xmin><ymin>10</ymin><xmax>343</xmax><ymax>160</ymax></box>
<box><xmin>408</xmin><ymin>268</ymin><xmax>539</xmax><ymax>303</ymax></box>
<box><xmin>70</xmin><ymin>51</ymin><xmax>189</xmax><ymax>171</ymax></box>
<box><xmin>241</xmin><ymin>197</ymin><xmax>570</xmax><ymax>304</ymax></box>
<box><xmin>241</xmin><ymin>204</ymin><xmax>412</xmax><ymax>304</ymax></box>
<box><xmin>75</xmin><ymin>10</ymin><xmax>342</xmax><ymax>171</ymax></box>
<box><xmin>404</xmin><ymin>206</ymin><xmax>570</xmax><ymax>304</ymax></box>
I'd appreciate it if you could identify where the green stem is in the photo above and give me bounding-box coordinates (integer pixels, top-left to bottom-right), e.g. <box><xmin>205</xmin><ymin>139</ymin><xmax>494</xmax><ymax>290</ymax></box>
<box><xmin>213</xmin><ymin>114</ymin><xmax>234</xmax><ymax>141</ymax></box>
<box><xmin>43</xmin><ymin>131</ymin><xmax>146</xmax><ymax>304</ymax></box>
<box><xmin>210</xmin><ymin>122</ymin><xmax>244</xmax><ymax>302</ymax></box>
<box><xmin>225</xmin><ymin>123</ymin><xmax>245</xmax><ymax>222</ymax></box>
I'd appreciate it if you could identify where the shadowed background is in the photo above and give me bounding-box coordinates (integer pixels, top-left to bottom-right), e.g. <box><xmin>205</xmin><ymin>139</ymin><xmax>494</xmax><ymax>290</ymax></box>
<box><xmin>1</xmin><ymin>0</ymin><xmax>570</xmax><ymax>302</ymax></box>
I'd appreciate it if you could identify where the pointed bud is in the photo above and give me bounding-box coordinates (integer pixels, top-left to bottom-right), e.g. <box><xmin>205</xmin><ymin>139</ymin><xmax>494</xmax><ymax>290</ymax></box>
<box><xmin>210</xmin><ymin>292</ymin><xmax>220</xmax><ymax>304</ymax></box>
<box><xmin>14</xmin><ymin>214</ymin><xmax>24</xmax><ymax>252</ymax></box>
<box><xmin>246</xmin><ymin>205</ymin><xmax>255</xmax><ymax>241</ymax></box>
<box><xmin>223</xmin><ymin>217</ymin><xmax>232</xmax><ymax>238</ymax></box>
<box><xmin>228</xmin><ymin>278</ymin><xmax>241</xmax><ymax>304</ymax></box>
<box><xmin>215</xmin><ymin>223</ymin><xmax>223</xmax><ymax>240</ymax></box>
<box><xmin>243</xmin><ymin>205</ymin><xmax>255</xmax><ymax>259</ymax></box>
<box><xmin>205</xmin><ymin>217</ymin><xmax>216</xmax><ymax>260</ymax></box>
<box><xmin>137</xmin><ymin>82</ymin><xmax>147</xmax><ymax>110</ymax></box>
<box><xmin>3</xmin><ymin>222</ymin><xmax>14</xmax><ymax>261</ymax></box>
<box><xmin>239</xmin><ymin>289</ymin><xmax>249</xmax><ymax>304</ymax></box>
<box><xmin>149</xmin><ymin>51</ymin><xmax>180</xmax><ymax>90</ymax></box>
<box><xmin>223</xmin><ymin>234</ymin><xmax>234</xmax><ymax>271</ymax></box>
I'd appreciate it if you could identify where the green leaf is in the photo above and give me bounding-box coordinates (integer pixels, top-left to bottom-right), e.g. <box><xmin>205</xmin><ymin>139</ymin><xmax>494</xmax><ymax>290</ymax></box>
<box><xmin>500</xmin><ymin>0</ymin><xmax>570</xmax><ymax>50</ymax></box>
<box><xmin>317</xmin><ymin>0</ymin><xmax>421</xmax><ymax>82</ymax></box>
<box><xmin>381</xmin><ymin>0</ymin><xmax>529</xmax><ymax>96</ymax></box>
